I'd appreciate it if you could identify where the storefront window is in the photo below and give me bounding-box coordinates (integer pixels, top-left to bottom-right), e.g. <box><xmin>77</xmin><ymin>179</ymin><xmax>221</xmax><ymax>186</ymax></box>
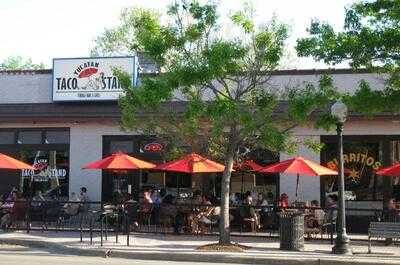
<box><xmin>322</xmin><ymin>140</ymin><xmax>382</xmax><ymax>200</ymax></box>
<box><xmin>165</xmin><ymin>173</ymin><xmax>191</xmax><ymax>188</ymax></box>
<box><xmin>0</xmin><ymin>131</ymin><xmax>14</xmax><ymax>144</ymax></box>
<box><xmin>110</xmin><ymin>140</ymin><xmax>134</xmax><ymax>153</ymax></box>
<box><xmin>45</xmin><ymin>131</ymin><xmax>69</xmax><ymax>144</ymax></box>
<box><xmin>18</xmin><ymin>131</ymin><xmax>42</xmax><ymax>144</ymax></box>
<box><xmin>20</xmin><ymin>150</ymin><xmax>69</xmax><ymax>198</ymax></box>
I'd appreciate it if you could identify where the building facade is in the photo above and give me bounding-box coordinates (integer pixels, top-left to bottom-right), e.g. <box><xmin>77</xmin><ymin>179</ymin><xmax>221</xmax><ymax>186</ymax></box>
<box><xmin>0</xmin><ymin>61</ymin><xmax>399</xmax><ymax>211</ymax></box>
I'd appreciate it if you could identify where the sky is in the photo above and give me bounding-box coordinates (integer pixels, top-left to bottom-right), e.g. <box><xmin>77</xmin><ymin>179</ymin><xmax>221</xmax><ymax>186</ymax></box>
<box><xmin>0</xmin><ymin>0</ymin><xmax>356</xmax><ymax>69</ymax></box>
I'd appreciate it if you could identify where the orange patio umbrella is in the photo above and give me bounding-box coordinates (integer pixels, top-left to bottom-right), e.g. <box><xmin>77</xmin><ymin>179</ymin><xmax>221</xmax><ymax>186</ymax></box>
<box><xmin>234</xmin><ymin>160</ymin><xmax>264</xmax><ymax>172</ymax></box>
<box><xmin>82</xmin><ymin>152</ymin><xmax>156</xmax><ymax>170</ymax></box>
<box><xmin>153</xmin><ymin>153</ymin><xmax>225</xmax><ymax>197</ymax></box>
<box><xmin>259</xmin><ymin>156</ymin><xmax>338</xmax><ymax>198</ymax></box>
<box><xmin>376</xmin><ymin>163</ymin><xmax>400</xmax><ymax>177</ymax></box>
<box><xmin>82</xmin><ymin>152</ymin><xmax>156</xmax><ymax>193</ymax></box>
<box><xmin>0</xmin><ymin>153</ymin><xmax>34</xmax><ymax>170</ymax></box>
<box><xmin>153</xmin><ymin>153</ymin><xmax>225</xmax><ymax>173</ymax></box>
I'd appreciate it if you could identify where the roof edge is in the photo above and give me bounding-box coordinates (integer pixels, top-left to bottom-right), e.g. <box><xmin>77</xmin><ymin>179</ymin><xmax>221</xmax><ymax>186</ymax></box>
<box><xmin>0</xmin><ymin>68</ymin><xmax>376</xmax><ymax>76</ymax></box>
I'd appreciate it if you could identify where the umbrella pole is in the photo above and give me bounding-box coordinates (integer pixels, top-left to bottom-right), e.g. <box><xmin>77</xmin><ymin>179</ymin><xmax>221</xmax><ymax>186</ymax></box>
<box><xmin>241</xmin><ymin>172</ymin><xmax>244</xmax><ymax>195</ymax></box>
<box><xmin>296</xmin><ymin>173</ymin><xmax>299</xmax><ymax>199</ymax></box>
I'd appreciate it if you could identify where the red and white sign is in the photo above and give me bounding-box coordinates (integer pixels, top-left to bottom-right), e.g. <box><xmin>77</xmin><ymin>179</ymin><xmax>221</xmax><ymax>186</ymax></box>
<box><xmin>143</xmin><ymin>143</ymin><xmax>163</xmax><ymax>152</ymax></box>
<box><xmin>52</xmin><ymin>56</ymin><xmax>138</xmax><ymax>101</ymax></box>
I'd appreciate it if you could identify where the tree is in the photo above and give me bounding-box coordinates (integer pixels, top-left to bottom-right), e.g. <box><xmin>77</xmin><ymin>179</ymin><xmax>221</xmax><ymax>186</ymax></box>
<box><xmin>296</xmin><ymin>0</ymin><xmax>400</xmax><ymax>116</ymax></box>
<box><xmin>94</xmin><ymin>1</ymin><xmax>339</xmax><ymax>245</ymax></box>
<box><xmin>0</xmin><ymin>56</ymin><xmax>45</xmax><ymax>70</ymax></box>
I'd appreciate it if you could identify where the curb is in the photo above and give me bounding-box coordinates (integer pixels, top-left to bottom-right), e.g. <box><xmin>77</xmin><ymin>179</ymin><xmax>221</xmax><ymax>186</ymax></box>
<box><xmin>0</xmin><ymin>238</ymin><xmax>398</xmax><ymax>265</ymax></box>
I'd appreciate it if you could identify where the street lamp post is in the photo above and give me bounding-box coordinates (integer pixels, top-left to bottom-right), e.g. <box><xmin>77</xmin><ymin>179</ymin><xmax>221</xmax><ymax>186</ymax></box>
<box><xmin>331</xmin><ymin>101</ymin><xmax>352</xmax><ymax>255</ymax></box>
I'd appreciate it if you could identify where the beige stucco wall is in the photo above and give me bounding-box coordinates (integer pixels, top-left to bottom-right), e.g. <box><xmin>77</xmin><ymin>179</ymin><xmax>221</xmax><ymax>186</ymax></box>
<box><xmin>1</xmin><ymin>118</ymin><xmax>398</xmax><ymax>203</ymax></box>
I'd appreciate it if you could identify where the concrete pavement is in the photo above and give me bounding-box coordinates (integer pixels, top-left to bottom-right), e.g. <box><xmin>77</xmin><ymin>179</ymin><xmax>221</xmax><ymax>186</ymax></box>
<box><xmin>0</xmin><ymin>246</ymin><xmax>235</xmax><ymax>265</ymax></box>
<box><xmin>0</xmin><ymin>231</ymin><xmax>400</xmax><ymax>264</ymax></box>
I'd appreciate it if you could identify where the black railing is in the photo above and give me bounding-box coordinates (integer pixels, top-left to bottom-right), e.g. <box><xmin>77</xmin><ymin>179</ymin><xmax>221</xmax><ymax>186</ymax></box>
<box><xmin>0</xmin><ymin>199</ymin><xmax>385</xmax><ymax>246</ymax></box>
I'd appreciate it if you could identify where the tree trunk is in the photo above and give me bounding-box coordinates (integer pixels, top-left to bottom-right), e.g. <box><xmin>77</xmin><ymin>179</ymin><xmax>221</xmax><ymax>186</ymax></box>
<box><xmin>219</xmin><ymin>137</ymin><xmax>236</xmax><ymax>245</ymax></box>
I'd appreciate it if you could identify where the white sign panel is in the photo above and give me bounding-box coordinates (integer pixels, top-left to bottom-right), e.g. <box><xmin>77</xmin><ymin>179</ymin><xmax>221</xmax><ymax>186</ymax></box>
<box><xmin>53</xmin><ymin>56</ymin><xmax>137</xmax><ymax>101</ymax></box>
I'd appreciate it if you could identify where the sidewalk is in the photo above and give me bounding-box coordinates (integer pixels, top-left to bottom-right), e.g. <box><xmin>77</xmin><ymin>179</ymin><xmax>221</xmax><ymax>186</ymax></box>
<box><xmin>0</xmin><ymin>231</ymin><xmax>399</xmax><ymax>265</ymax></box>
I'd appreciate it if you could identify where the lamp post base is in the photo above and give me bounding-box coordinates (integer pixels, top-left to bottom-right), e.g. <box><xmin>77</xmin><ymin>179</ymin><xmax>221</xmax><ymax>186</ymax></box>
<box><xmin>332</xmin><ymin>236</ymin><xmax>352</xmax><ymax>255</ymax></box>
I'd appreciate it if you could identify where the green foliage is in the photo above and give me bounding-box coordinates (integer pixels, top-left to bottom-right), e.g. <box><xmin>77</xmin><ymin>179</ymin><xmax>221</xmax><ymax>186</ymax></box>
<box><xmin>93</xmin><ymin>0</ymin><xmax>340</xmax><ymax>159</ymax></box>
<box><xmin>297</xmin><ymin>0</ymin><xmax>400</xmax><ymax>118</ymax></box>
<box><xmin>0</xmin><ymin>56</ymin><xmax>45</xmax><ymax>70</ymax></box>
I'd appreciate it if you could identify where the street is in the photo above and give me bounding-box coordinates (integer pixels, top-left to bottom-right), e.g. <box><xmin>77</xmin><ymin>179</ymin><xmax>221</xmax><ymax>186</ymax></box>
<box><xmin>0</xmin><ymin>246</ymin><xmax>239</xmax><ymax>265</ymax></box>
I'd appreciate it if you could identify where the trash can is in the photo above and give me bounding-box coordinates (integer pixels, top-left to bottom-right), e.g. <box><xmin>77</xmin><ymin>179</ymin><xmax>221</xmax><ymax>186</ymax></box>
<box><xmin>279</xmin><ymin>212</ymin><xmax>304</xmax><ymax>251</ymax></box>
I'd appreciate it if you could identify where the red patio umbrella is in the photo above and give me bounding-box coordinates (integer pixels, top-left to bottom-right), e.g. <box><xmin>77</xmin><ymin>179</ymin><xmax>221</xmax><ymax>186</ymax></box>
<box><xmin>234</xmin><ymin>160</ymin><xmax>264</xmax><ymax>172</ymax></box>
<box><xmin>376</xmin><ymin>163</ymin><xmax>400</xmax><ymax>176</ymax></box>
<box><xmin>234</xmin><ymin>160</ymin><xmax>264</xmax><ymax>194</ymax></box>
<box><xmin>82</xmin><ymin>152</ymin><xmax>156</xmax><ymax>192</ymax></box>
<box><xmin>259</xmin><ymin>157</ymin><xmax>338</xmax><ymax>198</ymax></box>
<box><xmin>153</xmin><ymin>153</ymin><xmax>225</xmax><ymax>173</ymax></box>
<box><xmin>82</xmin><ymin>152</ymin><xmax>156</xmax><ymax>170</ymax></box>
<box><xmin>153</xmin><ymin>153</ymin><xmax>225</xmax><ymax>197</ymax></box>
<box><xmin>0</xmin><ymin>153</ymin><xmax>34</xmax><ymax>170</ymax></box>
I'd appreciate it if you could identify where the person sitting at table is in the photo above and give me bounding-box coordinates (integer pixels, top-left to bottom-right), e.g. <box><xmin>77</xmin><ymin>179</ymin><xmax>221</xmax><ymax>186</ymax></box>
<box><xmin>63</xmin><ymin>192</ymin><xmax>81</xmax><ymax>216</ymax></box>
<box><xmin>141</xmin><ymin>189</ymin><xmax>153</xmax><ymax>213</ymax></box>
<box><xmin>202</xmin><ymin>195</ymin><xmax>212</xmax><ymax>206</ymax></box>
<box><xmin>305</xmin><ymin>200</ymin><xmax>325</xmax><ymax>229</ymax></box>
<box><xmin>384</xmin><ymin>198</ymin><xmax>400</xmax><ymax>222</ymax></box>
<box><xmin>278</xmin><ymin>193</ymin><xmax>289</xmax><ymax>209</ymax></box>
<box><xmin>239</xmin><ymin>195</ymin><xmax>260</xmax><ymax>231</ymax></box>
<box><xmin>0</xmin><ymin>191</ymin><xmax>26</xmax><ymax>229</ymax></box>
<box><xmin>266</xmin><ymin>192</ymin><xmax>275</xmax><ymax>205</ymax></box>
<box><xmin>230</xmin><ymin>193</ymin><xmax>241</xmax><ymax>205</ymax></box>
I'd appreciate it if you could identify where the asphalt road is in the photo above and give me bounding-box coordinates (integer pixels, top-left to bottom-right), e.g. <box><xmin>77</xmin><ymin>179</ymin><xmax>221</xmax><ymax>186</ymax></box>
<box><xmin>0</xmin><ymin>246</ymin><xmax>239</xmax><ymax>265</ymax></box>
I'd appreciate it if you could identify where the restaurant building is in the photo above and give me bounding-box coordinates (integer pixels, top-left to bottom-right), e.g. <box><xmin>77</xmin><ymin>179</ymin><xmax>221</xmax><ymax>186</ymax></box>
<box><xmin>0</xmin><ymin>56</ymin><xmax>399</xmax><ymax>215</ymax></box>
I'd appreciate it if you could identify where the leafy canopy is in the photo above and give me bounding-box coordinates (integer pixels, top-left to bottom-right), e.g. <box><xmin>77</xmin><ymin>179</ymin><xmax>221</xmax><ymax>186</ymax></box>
<box><xmin>0</xmin><ymin>56</ymin><xmax>45</xmax><ymax>70</ymax></box>
<box><xmin>94</xmin><ymin>0</ymin><xmax>339</xmax><ymax>158</ymax></box>
<box><xmin>297</xmin><ymin>0</ymin><xmax>400</xmax><ymax>116</ymax></box>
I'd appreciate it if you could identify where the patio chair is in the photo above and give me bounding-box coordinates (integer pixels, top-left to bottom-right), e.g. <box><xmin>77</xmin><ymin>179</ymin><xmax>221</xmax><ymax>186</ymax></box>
<box><xmin>320</xmin><ymin>208</ymin><xmax>337</xmax><ymax>244</ymax></box>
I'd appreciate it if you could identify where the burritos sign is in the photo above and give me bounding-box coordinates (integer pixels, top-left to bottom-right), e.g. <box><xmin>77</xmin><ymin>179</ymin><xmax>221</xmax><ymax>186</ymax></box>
<box><xmin>52</xmin><ymin>56</ymin><xmax>138</xmax><ymax>101</ymax></box>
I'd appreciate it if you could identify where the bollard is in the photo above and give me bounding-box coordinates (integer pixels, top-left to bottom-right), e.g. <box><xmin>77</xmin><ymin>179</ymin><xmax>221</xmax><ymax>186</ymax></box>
<box><xmin>115</xmin><ymin>213</ymin><xmax>119</xmax><ymax>244</ymax></box>
<box><xmin>125</xmin><ymin>212</ymin><xmax>130</xmax><ymax>246</ymax></box>
<box><xmin>89</xmin><ymin>215</ymin><xmax>93</xmax><ymax>245</ymax></box>
<box><xmin>80</xmin><ymin>215</ymin><xmax>83</xmax><ymax>243</ymax></box>
<box><xmin>100</xmin><ymin>217</ymin><xmax>104</xmax><ymax>247</ymax></box>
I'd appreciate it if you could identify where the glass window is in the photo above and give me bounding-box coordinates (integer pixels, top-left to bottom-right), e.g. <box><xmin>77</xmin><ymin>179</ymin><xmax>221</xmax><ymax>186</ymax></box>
<box><xmin>20</xmin><ymin>149</ymin><xmax>69</xmax><ymax>198</ymax></box>
<box><xmin>165</xmin><ymin>173</ymin><xmax>191</xmax><ymax>188</ymax></box>
<box><xmin>0</xmin><ymin>131</ymin><xmax>15</xmax><ymax>144</ymax></box>
<box><xmin>18</xmin><ymin>131</ymin><xmax>42</xmax><ymax>144</ymax></box>
<box><xmin>322</xmin><ymin>141</ymin><xmax>382</xmax><ymax>200</ymax></box>
<box><xmin>45</xmin><ymin>131</ymin><xmax>69</xmax><ymax>144</ymax></box>
<box><xmin>110</xmin><ymin>141</ymin><xmax>134</xmax><ymax>153</ymax></box>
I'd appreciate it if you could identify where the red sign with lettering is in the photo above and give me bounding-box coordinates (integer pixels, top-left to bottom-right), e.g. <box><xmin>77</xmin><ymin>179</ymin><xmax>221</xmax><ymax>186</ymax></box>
<box><xmin>144</xmin><ymin>142</ymin><xmax>163</xmax><ymax>152</ymax></box>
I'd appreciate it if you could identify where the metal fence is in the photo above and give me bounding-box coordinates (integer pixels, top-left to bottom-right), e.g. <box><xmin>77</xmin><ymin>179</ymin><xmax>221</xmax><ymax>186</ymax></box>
<box><xmin>0</xmin><ymin>199</ymin><xmax>384</xmax><ymax>245</ymax></box>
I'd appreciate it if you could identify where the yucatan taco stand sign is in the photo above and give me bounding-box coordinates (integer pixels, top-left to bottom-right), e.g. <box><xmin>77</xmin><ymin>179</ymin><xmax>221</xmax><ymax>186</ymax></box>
<box><xmin>52</xmin><ymin>56</ymin><xmax>138</xmax><ymax>101</ymax></box>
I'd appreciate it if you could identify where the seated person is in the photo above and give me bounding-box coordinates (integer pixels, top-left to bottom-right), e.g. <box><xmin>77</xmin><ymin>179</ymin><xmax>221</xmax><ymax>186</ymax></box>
<box><xmin>239</xmin><ymin>195</ymin><xmax>260</xmax><ymax>230</ymax></box>
<box><xmin>383</xmin><ymin>198</ymin><xmax>400</xmax><ymax>222</ymax></box>
<box><xmin>160</xmin><ymin>195</ymin><xmax>183</xmax><ymax>234</ymax></box>
<box><xmin>1</xmin><ymin>192</ymin><xmax>26</xmax><ymax>229</ymax></box>
<box><xmin>305</xmin><ymin>200</ymin><xmax>325</xmax><ymax>229</ymax></box>
<box><xmin>63</xmin><ymin>192</ymin><xmax>81</xmax><ymax>216</ymax></box>
<box><xmin>278</xmin><ymin>193</ymin><xmax>289</xmax><ymax>209</ymax></box>
<box><xmin>31</xmin><ymin>190</ymin><xmax>46</xmax><ymax>208</ymax></box>
<box><xmin>140</xmin><ymin>189</ymin><xmax>153</xmax><ymax>214</ymax></box>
